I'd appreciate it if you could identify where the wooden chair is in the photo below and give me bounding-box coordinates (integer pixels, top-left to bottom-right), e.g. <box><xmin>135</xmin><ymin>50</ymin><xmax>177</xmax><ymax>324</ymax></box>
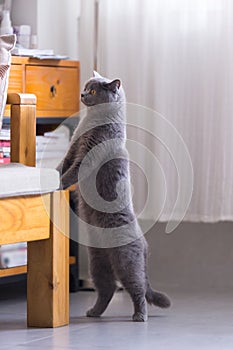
<box><xmin>0</xmin><ymin>93</ymin><xmax>69</xmax><ymax>328</ymax></box>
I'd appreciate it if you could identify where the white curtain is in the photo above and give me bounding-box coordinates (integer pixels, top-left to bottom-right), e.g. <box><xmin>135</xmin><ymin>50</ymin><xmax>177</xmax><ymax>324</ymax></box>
<box><xmin>80</xmin><ymin>0</ymin><xmax>233</xmax><ymax>225</ymax></box>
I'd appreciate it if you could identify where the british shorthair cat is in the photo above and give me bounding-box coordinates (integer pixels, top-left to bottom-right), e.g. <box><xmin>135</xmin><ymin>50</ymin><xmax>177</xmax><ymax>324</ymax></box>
<box><xmin>57</xmin><ymin>71</ymin><xmax>171</xmax><ymax>321</ymax></box>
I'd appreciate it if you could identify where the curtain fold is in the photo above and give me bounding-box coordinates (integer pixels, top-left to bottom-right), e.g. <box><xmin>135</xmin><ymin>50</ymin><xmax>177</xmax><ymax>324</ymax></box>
<box><xmin>80</xmin><ymin>0</ymin><xmax>233</xmax><ymax>224</ymax></box>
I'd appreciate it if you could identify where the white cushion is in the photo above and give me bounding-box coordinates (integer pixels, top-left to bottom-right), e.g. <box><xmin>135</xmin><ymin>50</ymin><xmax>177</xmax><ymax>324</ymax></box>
<box><xmin>0</xmin><ymin>34</ymin><xmax>16</xmax><ymax>131</ymax></box>
<box><xmin>0</xmin><ymin>163</ymin><xmax>60</xmax><ymax>198</ymax></box>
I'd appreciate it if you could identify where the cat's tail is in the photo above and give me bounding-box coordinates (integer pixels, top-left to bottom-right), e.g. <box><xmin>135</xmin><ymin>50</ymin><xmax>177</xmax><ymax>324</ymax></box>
<box><xmin>146</xmin><ymin>283</ymin><xmax>171</xmax><ymax>308</ymax></box>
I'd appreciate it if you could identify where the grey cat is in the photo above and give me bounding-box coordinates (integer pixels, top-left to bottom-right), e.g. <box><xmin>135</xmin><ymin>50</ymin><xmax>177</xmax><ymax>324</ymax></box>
<box><xmin>57</xmin><ymin>71</ymin><xmax>171</xmax><ymax>322</ymax></box>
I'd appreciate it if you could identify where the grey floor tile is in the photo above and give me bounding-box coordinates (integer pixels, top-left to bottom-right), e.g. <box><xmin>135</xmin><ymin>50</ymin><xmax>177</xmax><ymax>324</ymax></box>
<box><xmin>1</xmin><ymin>286</ymin><xmax>233</xmax><ymax>349</ymax></box>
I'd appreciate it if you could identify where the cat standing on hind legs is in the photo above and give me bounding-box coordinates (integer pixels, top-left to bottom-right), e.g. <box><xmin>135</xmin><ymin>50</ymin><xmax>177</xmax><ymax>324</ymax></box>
<box><xmin>57</xmin><ymin>71</ymin><xmax>171</xmax><ymax>322</ymax></box>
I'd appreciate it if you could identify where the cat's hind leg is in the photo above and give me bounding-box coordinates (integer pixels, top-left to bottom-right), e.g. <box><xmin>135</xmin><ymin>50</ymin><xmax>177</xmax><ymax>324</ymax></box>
<box><xmin>86</xmin><ymin>249</ymin><xmax>116</xmax><ymax>317</ymax></box>
<box><xmin>123</xmin><ymin>279</ymin><xmax>148</xmax><ymax>322</ymax></box>
<box><xmin>112</xmin><ymin>247</ymin><xmax>148</xmax><ymax>322</ymax></box>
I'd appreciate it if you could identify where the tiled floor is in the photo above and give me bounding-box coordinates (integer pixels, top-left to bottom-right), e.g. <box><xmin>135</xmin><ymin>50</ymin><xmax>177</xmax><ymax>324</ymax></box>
<box><xmin>0</xmin><ymin>283</ymin><xmax>233</xmax><ymax>349</ymax></box>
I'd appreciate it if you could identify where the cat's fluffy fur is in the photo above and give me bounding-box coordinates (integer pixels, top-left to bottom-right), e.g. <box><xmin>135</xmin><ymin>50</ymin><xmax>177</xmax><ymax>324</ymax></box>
<box><xmin>57</xmin><ymin>71</ymin><xmax>171</xmax><ymax>321</ymax></box>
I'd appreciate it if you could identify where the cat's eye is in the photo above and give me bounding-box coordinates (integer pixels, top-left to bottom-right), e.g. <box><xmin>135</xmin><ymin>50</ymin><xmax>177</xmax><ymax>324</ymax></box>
<box><xmin>90</xmin><ymin>89</ymin><xmax>96</xmax><ymax>96</ymax></box>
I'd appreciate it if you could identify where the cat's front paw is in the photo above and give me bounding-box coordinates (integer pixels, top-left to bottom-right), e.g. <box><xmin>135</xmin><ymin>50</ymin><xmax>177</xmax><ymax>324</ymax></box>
<box><xmin>132</xmin><ymin>312</ymin><xmax>148</xmax><ymax>322</ymax></box>
<box><xmin>86</xmin><ymin>308</ymin><xmax>101</xmax><ymax>318</ymax></box>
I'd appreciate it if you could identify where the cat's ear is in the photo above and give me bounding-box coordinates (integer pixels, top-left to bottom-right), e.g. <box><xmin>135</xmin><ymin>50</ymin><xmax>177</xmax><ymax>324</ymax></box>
<box><xmin>93</xmin><ymin>70</ymin><xmax>102</xmax><ymax>78</ymax></box>
<box><xmin>107</xmin><ymin>79</ymin><xmax>121</xmax><ymax>92</ymax></box>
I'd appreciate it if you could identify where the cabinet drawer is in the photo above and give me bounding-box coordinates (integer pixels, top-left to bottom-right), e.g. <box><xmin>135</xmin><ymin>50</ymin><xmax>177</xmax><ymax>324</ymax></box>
<box><xmin>8</xmin><ymin>64</ymin><xmax>23</xmax><ymax>93</ymax></box>
<box><xmin>25</xmin><ymin>66</ymin><xmax>79</xmax><ymax>117</ymax></box>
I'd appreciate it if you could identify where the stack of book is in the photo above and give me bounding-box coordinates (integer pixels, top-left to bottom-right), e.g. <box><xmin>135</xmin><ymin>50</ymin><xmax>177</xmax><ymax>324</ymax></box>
<box><xmin>0</xmin><ymin>243</ymin><xmax>27</xmax><ymax>268</ymax></box>
<box><xmin>0</xmin><ymin>128</ymin><xmax>10</xmax><ymax>164</ymax></box>
<box><xmin>36</xmin><ymin>125</ymin><xmax>70</xmax><ymax>168</ymax></box>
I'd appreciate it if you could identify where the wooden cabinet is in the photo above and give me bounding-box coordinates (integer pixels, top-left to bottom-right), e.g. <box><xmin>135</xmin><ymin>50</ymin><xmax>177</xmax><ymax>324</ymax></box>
<box><xmin>5</xmin><ymin>56</ymin><xmax>80</xmax><ymax>118</ymax></box>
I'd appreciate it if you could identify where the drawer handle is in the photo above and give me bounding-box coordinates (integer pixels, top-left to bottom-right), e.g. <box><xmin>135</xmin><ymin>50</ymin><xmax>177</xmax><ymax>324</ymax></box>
<box><xmin>50</xmin><ymin>85</ymin><xmax>57</xmax><ymax>97</ymax></box>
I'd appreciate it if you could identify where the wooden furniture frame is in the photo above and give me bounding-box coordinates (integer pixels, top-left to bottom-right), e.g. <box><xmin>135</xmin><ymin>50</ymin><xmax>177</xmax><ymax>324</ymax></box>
<box><xmin>0</xmin><ymin>93</ymin><xmax>69</xmax><ymax>328</ymax></box>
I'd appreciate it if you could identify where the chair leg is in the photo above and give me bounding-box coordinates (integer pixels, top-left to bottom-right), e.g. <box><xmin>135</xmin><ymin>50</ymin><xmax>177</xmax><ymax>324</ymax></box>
<box><xmin>27</xmin><ymin>191</ymin><xmax>70</xmax><ymax>327</ymax></box>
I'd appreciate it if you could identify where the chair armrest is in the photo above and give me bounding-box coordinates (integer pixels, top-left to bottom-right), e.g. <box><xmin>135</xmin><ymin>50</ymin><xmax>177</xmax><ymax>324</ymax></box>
<box><xmin>7</xmin><ymin>93</ymin><xmax>37</xmax><ymax>167</ymax></box>
<box><xmin>7</xmin><ymin>93</ymin><xmax>37</xmax><ymax>106</ymax></box>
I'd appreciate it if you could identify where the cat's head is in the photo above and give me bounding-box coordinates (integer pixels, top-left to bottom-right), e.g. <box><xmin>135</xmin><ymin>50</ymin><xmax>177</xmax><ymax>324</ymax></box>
<box><xmin>81</xmin><ymin>71</ymin><xmax>125</xmax><ymax>107</ymax></box>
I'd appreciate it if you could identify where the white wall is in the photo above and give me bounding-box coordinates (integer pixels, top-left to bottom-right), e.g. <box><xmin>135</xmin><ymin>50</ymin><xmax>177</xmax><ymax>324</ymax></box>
<box><xmin>37</xmin><ymin>0</ymin><xmax>80</xmax><ymax>58</ymax></box>
<box><xmin>11</xmin><ymin>0</ymin><xmax>37</xmax><ymax>34</ymax></box>
<box><xmin>146</xmin><ymin>222</ymin><xmax>233</xmax><ymax>292</ymax></box>
<box><xmin>79</xmin><ymin>0</ymin><xmax>95</xmax><ymax>87</ymax></box>
<box><xmin>11</xmin><ymin>0</ymin><xmax>80</xmax><ymax>59</ymax></box>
